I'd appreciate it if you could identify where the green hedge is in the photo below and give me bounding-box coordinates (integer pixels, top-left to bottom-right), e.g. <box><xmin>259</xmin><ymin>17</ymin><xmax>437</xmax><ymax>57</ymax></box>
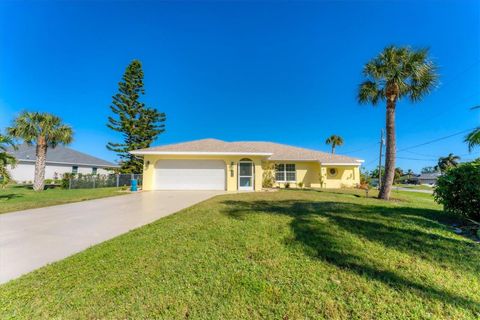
<box><xmin>434</xmin><ymin>160</ymin><xmax>480</xmax><ymax>222</ymax></box>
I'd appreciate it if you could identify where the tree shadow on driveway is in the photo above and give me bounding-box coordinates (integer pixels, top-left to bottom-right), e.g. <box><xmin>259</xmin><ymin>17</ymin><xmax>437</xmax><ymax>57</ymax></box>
<box><xmin>221</xmin><ymin>199</ymin><xmax>480</xmax><ymax>313</ymax></box>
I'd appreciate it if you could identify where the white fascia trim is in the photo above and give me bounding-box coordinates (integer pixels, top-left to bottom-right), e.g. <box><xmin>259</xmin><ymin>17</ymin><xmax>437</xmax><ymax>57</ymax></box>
<box><xmin>130</xmin><ymin>151</ymin><xmax>273</xmax><ymax>156</ymax></box>
<box><xmin>18</xmin><ymin>159</ymin><xmax>119</xmax><ymax>168</ymax></box>
<box><xmin>320</xmin><ymin>162</ymin><xmax>363</xmax><ymax>166</ymax></box>
<box><xmin>268</xmin><ymin>159</ymin><xmax>364</xmax><ymax>164</ymax></box>
<box><xmin>269</xmin><ymin>159</ymin><xmax>320</xmax><ymax>162</ymax></box>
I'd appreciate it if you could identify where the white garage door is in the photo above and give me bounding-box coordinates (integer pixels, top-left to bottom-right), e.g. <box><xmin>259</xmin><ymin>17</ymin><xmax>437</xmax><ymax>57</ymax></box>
<box><xmin>155</xmin><ymin>160</ymin><xmax>226</xmax><ymax>190</ymax></box>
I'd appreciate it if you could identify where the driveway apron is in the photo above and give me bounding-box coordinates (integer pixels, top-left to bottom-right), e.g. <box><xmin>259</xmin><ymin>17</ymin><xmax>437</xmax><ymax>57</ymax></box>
<box><xmin>0</xmin><ymin>191</ymin><xmax>222</xmax><ymax>284</ymax></box>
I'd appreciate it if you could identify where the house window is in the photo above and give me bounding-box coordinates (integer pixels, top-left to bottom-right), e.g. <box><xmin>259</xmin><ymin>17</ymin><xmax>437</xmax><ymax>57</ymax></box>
<box><xmin>92</xmin><ymin>167</ymin><xmax>98</xmax><ymax>175</ymax></box>
<box><xmin>72</xmin><ymin>166</ymin><xmax>78</xmax><ymax>174</ymax></box>
<box><xmin>275</xmin><ymin>164</ymin><xmax>296</xmax><ymax>182</ymax></box>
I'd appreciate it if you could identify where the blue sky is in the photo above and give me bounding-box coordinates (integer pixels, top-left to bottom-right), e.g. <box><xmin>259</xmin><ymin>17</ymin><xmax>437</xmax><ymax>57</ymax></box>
<box><xmin>1</xmin><ymin>0</ymin><xmax>479</xmax><ymax>172</ymax></box>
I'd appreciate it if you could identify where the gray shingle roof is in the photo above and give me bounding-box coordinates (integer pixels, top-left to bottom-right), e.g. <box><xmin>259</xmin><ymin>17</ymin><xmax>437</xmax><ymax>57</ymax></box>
<box><xmin>418</xmin><ymin>173</ymin><xmax>441</xmax><ymax>180</ymax></box>
<box><xmin>8</xmin><ymin>143</ymin><xmax>118</xmax><ymax>167</ymax></box>
<box><xmin>131</xmin><ymin>138</ymin><xmax>363</xmax><ymax>164</ymax></box>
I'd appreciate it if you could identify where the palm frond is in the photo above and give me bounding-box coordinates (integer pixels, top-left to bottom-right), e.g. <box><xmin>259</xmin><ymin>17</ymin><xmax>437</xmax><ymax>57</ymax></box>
<box><xmin>7</xmin><ymin>111</ymin><xmax>40</xmax><ymax>144</ymax></box>
<box><xmin>465</xmin><ymin>127</ymin><xmax>480</xmax><ymax>152</ymax></box>
<box><xmin>325</xmin><ymin>135</ymin><xmax>344</xmax><ymax>146</ymax></box>
<box><xmin>0</xmin><ymin>165</ymin><xmax>13</xmax><ymax>187</ymax></box>
<box><xmin>0</xmin><ymin>133</ymin><xmax>16</xmax><ymax>187</ymax></box>
<box><xmin>0</xmin><ymin>135</ymin><xmax>16</xmax><ymax>152</ymax></box>
<box><xmin>408</xmin><ymin>60</ymin><xmax>438</xmax><ymax>102</ymax></box>
<box><xmin>358</xmin><ymin>46</ymin><xmax>438</xmax><ymax>106</ymax></box>
<box><xmin>8</xmin><ymin>111</ymin><xmax>73</xmax><ymax>147</ymax></box>
<box><xmin>358</xmin><ymin>80</ymin><xmax>383</xmax><ymax>105</ymax></box>
<box><xmin>363</xmin><ymin>59</ymin><xmax>386</xmax><ymax>80</ymax></box>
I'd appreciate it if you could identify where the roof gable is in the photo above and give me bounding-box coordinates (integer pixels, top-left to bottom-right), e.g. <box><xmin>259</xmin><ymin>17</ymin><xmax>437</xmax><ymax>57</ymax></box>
<box><xmin>8</xmin><ymin>144</ymin><xmax>118</xmax><ymax>167</ymax></box>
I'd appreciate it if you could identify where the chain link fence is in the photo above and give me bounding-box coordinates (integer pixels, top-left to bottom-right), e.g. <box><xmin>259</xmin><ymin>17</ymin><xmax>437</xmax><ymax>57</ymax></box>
<box><xmin>67</xmin><ymin>174</ymin><xmax>143</xmax><ymax>189</ymax></box>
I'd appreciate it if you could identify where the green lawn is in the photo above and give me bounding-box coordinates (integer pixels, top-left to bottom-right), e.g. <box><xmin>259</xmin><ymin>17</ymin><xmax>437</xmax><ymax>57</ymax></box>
<box><xmin>1</xmin><ymin>189</ymin><xmax>479</xmax><ymax>319</ymax></box>
<box><xmin>0</xmin><ymin>185</ymin><xmax>126</xmax><ymax>214</ymax></box>
<box><xmin>394</xmin><ymin>183</ymin><xmax>434</xmax><ymax>191</ymax></box>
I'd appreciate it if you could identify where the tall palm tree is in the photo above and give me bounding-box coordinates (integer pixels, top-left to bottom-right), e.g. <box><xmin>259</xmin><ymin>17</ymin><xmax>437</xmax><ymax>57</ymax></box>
<box><xmin>0</xmin><ymin>134</ymin><xmax>17</xmax><ymax>187</ymax></box>
<box><xmin>7</xmin><ymin>112</ymin><xmax>73</xmax><ymax>191</ymax></box>
<box><xmin>325</xmin><ymin>135</ymin><xmax>344</xmax><ymax>154</ymax></box>
<box><xmin>406</xmin><ymin>169</ymin><xmax>414</xmax><ymax>179</ymax></box>
<box><xmin>358</xmin><ymin>46</ymin><xmax>438</xmax><ymax>200</ymax></box>
<box><xmin>404</xmin><ymin>169</ymin><xmax>415</xmax><ymax>183</ymax></box>
<box><xmin>436</xmin><ymin>153</ymin><xmax>460</xmax><ymax>172</ymax></box>
<box><xmin>465</xmin><ymin>106</ymin><xmax>480</xmax><ymax>151</ymax></box>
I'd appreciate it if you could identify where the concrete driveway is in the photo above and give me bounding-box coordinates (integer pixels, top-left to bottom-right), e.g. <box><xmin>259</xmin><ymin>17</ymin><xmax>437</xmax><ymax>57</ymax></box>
<box><xmin>0</xmin><ymin>190</ymin><xmax>222</xmax><ymax>284</ymax></box>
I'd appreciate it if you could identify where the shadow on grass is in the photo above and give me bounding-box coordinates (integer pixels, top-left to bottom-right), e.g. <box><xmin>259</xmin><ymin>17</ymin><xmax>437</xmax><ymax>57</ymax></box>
<box><xmin>285</xmin><ymin>188</ymin><xmax>364</xmax><ymax>198</ymax></box>
<box><xmin>8</xmin><ymin>184</ymin><xmax>33</xmax><ymax>190</ymax></box>
<box><xmin>0</xmin><ymin>193</ymin><xmax>23</xmax><ymax>200</ymax></box>
<box><xmin>221</xmin><ymin>199</ymin><xmax>480</xmax><ymax>313</ymax></box>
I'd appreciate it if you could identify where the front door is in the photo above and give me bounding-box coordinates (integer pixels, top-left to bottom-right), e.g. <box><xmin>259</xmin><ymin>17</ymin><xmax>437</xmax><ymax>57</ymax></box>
<box><xmin>238</xmin><ymin>161</ymin><xmax>254</xmax><ymax>191</ymax></box>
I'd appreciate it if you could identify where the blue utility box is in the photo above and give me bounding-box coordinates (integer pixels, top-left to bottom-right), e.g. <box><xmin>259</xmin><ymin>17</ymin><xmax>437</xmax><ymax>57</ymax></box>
<box><xmin>130</xmin><ymin>179</ymin><xmax>138</xmax><ymax>192</ymax></box>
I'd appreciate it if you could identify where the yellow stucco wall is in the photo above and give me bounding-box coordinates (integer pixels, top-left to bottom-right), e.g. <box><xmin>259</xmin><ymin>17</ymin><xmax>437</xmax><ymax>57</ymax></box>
<box><xmin>271</xmin><ymin>161</ymin><xmax>360</xmax><ymax>189</ymax></box>
<box><xmin>142</xmin><ymin>154</ymin><xmax>264</xmax><ymax>191</ymax></box>
<box><xmin>270</xmin><ymin>161</ymin><xmax>321</xmax><ymax>188</ymax></box>
<box><xmin>141</xmin><ymin>155</ymin><xmax>360</xmax><ymax>191</ymax></box>
<box><xmin>321</xmin><ymin>165</ymin><xmax>360</xmax><ymax>188</ymax></box>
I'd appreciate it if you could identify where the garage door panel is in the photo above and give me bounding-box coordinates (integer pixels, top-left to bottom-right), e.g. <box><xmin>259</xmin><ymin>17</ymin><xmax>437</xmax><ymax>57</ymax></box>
<box><xmin>155</xmin><ymin>160</ymin><xmax>226</xmax><ymax>190</ymax></box>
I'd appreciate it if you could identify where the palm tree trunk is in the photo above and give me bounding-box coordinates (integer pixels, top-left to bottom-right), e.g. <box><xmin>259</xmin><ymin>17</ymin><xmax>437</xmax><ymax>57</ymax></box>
<box><xmin>33</xmin><ymin>138</ymin><xmax>47</xmax><ymax>191</ymax></box>
<box><xmin>379</xmin><ymin>100</ymin><xmax>396</xmax><ymax>200</ymax></box>
<box><xmin>332</xmin><ymin>145</ymin><xmax>335</xmax><ymax>154</ymax></box>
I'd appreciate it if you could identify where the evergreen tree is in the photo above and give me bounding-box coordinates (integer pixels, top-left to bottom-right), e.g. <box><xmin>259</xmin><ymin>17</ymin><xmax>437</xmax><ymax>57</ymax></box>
<box><xmin>107</xmin><ymin>60</ymin><xmax>166</xmax><ymax>173</ymax></box>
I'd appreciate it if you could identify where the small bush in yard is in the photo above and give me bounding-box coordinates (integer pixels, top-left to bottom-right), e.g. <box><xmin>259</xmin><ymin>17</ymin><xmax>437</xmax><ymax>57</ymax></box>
<box><xmin>359</xmin><ymin>170</ymin><xmax>370</xmax><ymax>189</ymax></box>
<box><xmin>44</xmin><ymin>179</ymin><xmax>60</xmax><ymax>185</ymax></box>
<box><xmin>61</xmin><ymin>173</ymin><xmax>75</xmax><ymax>189</ymax></box>
<box><xmin>434</xmin><ymin>159</ymin><xmax>480</xmax><ymax>222</ymax></box>
<box><xmin>262</xmin><ymin>161</ymin><xmax>276</xmax><ymax>188</ymax></box>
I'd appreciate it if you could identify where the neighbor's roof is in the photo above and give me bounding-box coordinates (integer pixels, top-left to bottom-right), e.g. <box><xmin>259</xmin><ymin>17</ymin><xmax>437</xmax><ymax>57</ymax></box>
<box><xmin>418</xmin><ymin>172</ymin><xmax>441</xmax><ymax>179</ymax></box>
<box><xmin>8</xmin><ymin>143</ymin><xmax>118</xmax><ymax>167</ymax></box>
<box><xmin>130</xmin><ymin>138</ymin><xmax>363</xmax><ymax>165</ymax></box>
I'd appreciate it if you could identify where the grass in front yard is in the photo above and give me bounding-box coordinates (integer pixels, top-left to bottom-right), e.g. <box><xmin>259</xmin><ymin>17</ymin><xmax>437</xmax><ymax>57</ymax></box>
<box><xmin>0</xmin><ymin>185</ymin><xmax>126</xmax><ymax>214</ymax></box>
<box><xmin>394</xmin><ymin>183</ymin><xmax>434</xmax><ymax>190</ymax></box>
<box><xmin>1</xmin><ymin>190</ymin><xmax>479</xmax><ymax>319</ymax></box>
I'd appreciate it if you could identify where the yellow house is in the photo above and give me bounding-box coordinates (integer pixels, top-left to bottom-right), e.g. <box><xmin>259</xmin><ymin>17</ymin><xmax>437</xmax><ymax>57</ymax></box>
<box><xmin>130</xmin><ymin>139</ymin><xmax>363</xmax><ymax>191</ymax></box>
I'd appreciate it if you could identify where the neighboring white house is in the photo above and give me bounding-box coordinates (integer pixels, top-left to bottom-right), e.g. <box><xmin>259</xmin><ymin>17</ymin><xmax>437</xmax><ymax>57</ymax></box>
<box><xmin>7</xmin><ymin>144</ymin><xmax>118</xmax><ymax>183</ymax></box>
